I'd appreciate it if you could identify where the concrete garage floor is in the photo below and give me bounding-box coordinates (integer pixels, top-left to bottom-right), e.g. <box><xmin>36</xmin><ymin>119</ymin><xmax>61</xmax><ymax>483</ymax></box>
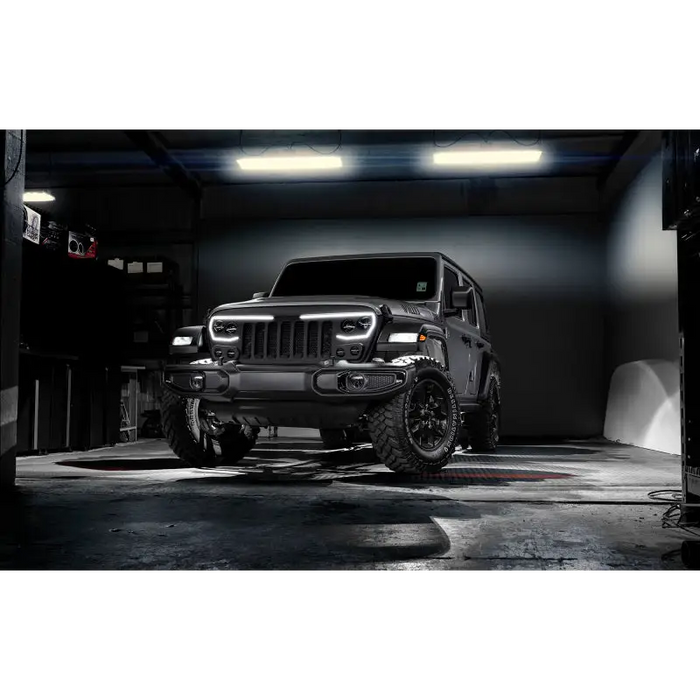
<box><xmin>0</xmin><ymin>433</ymin><xmax>691</xmax><ymax>570</ymax></box>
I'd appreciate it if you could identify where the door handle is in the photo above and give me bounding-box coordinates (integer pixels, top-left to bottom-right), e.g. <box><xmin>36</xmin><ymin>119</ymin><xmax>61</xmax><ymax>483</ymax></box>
<box><xmin>476</xmin><ymin>341</ymin><xmax>485</xmax><ymax>349</ymax></box>
<box><xmin>461</xmin><ymin>335</ymin><xmax>472</xmax><ymax>347</ymax></box>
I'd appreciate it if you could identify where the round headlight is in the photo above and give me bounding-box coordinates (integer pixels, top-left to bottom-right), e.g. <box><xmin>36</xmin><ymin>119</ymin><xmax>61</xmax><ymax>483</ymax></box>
<box><xmin>340</xmin><ymin>319</ymin><xmax>356</xmax><ymax>333</ymax></box>
<box><xmin>357</xmin><ymin>316</ymin><xmax>372</xmax><ymax>330</ymax></box>
<box><xmin>213</xmin><ymin>320</ymin><xmax>225</xmax><ymax>333</ymax></box>
<box><xmin>225</xmin><ymin>322</ymin><xmax>238</xmax><ymax>335</ymax></box>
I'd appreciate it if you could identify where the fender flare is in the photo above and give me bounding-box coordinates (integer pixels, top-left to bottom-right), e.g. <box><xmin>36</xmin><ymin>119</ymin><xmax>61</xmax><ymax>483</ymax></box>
<box><xmin>478</xmin><ymin>353</ymin><xmax>501</xmax><ymax>402</ymax></box>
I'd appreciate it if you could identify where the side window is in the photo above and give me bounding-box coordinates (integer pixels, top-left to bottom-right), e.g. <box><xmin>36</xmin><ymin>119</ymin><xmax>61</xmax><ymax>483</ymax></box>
<box><xmin>443</xmin><ymin>267</ymin><xmax>462</xmax><ymax>319</ymax></box>
<box><xmin>477</xmin><ymin>291</ymin><xmax>490</xmax><ymax>336</ymax></box>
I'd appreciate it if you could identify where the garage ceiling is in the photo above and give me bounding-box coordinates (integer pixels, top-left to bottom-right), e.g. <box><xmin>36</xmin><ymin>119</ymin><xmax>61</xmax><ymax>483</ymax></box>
<box><xmin>25</xmin><ymin>130</ymin><xmax>638</xmax><ymax>191</ymax></box>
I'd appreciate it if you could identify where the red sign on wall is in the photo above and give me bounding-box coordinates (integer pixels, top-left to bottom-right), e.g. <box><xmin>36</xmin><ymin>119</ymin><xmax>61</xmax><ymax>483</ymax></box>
<box><xmin>68</xmin><ymin>231</ymin><xmax>98</xmax><ymax>259</ymax></box>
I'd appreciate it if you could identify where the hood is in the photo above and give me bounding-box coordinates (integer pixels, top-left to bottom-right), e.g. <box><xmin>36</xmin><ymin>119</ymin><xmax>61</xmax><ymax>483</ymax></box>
<box><xmin>210</xmin><ymin>295</ymin><xmax>438</xmax><ymax>322</ymax></box>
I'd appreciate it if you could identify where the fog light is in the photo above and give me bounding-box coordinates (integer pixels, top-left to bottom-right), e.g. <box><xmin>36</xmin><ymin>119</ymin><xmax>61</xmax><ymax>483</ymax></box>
<box><xmin>347</xmin><ymin>373</ymin><xmax>367</xmax><ymax>391</ymax></box>
<box><xmin>190</xmin><ymin>374</ymin><xmax>205</xmax><ymax>391</ymax></box>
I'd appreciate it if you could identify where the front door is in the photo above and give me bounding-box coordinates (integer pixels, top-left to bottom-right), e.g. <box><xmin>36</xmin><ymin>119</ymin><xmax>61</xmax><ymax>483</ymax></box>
<box><xmin>442</xmin><ymin>265</ymin><xmax>473</xmax><ymax>400</ymax></box>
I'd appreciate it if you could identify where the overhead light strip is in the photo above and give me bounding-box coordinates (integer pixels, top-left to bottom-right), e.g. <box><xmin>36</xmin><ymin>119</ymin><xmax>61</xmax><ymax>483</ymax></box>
<box><xmin>237</xmin><ymin>155</ymin><xmax>343</xmax><ymax>172</ymax></box>
<box><xmin>433</xmin><ymin>149</ymin><xmax>543</xmax><ymax>167</ymax></box>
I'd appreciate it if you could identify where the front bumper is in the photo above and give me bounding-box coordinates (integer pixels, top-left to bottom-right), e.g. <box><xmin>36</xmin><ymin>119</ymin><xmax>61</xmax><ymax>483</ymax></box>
<box><xmin>164</xmin><ymin>360</ymin><xmax>415</xmax><ymax>402</ymax></box>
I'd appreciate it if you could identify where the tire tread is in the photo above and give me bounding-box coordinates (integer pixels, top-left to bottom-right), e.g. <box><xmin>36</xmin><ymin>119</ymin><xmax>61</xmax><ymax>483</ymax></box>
<box><xmin>368</xmin><ymin>358</ymin><xmax>459</xmax><ymax>474</ymax></box>
<box><xmin>161</xmin><ymin>387</ymin><xmax>258</xmax><ymax>467</ymax></box>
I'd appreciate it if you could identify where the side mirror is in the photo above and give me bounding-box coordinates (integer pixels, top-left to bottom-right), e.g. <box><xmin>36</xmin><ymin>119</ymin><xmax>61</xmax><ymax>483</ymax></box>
<box><xmin>252</xmin><ymin>291</ymin><xmax>269</xmax><ymax>299</ymax></box>
<box><xmin>450</xmin><ymin>287</ymin><xmax>471</xmax><ymax>309</ymax></box>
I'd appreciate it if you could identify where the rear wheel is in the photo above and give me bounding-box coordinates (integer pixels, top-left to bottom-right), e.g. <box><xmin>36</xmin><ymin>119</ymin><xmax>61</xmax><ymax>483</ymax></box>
<box><xmin>367</xmin><ymin>358</ymin><xmax>460</xmax><ymax>474</ymax></box>
<box><xmin>464</xmin><ymin>378</ymin><xmax>500</xmax><ymax>452</ymax></box>
<box><xmin>161</xmin><ymin>387</ymin><xmax>258</xmax><ymax>467</ymax></box>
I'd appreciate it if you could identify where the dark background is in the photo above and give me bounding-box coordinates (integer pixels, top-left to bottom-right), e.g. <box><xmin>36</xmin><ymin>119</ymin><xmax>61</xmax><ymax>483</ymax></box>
<box><xmin>199</xmin><ymin>215</ymin><xmax>606</xmax><ymax>437</ymax></box>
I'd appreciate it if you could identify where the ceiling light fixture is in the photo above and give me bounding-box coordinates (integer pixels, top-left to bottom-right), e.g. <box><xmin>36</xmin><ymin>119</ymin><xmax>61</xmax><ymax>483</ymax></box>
<box><xmin>237</xmin><ymin>155</ymin><xmax>343</xmax><ymax>172</ymax></box>
<box><xmin>433</xmin><ymin>149</ymin><xmax>543</xmax><ymax>167</ymax></box>
<box><xmin>23</xmin><ymin>191</ymin><xmax>55</xmax><ymax>203</ymax></box>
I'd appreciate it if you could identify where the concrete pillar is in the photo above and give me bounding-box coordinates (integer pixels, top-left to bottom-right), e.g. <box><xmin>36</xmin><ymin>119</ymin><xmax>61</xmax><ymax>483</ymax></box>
<box><xmin>0</xmin><ymin>130</ymin><xmax>25</xmax><ymax>490</ymax></box>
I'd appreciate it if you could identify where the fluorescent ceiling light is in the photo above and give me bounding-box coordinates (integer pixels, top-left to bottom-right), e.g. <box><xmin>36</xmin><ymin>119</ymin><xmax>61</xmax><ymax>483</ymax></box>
<box><xmin>23</xmin><ymin>191</ymin><xmax>55</xmax><ymax>203</ymax></box>
<box><xmin>433</xmin><ymin>149</ymin><xmax>543</xmax><ymax>167</ymax></box>
<box><xmin>237</xmin><ymin>155</ymin><xmax>343</xmax><ymax>172</ymax></box>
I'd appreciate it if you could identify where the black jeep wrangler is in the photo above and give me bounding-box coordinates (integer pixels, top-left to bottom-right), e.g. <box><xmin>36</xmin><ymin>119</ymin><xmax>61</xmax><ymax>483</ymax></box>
<box><xmin>162</xmin><ymin>252</ymin><xmax>501</xmax><ymax>473</ymax></box>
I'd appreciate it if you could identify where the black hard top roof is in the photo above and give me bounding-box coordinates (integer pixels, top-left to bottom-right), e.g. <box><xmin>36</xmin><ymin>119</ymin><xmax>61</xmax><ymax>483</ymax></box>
<box><xmin>283</xmin><ymin>252</ymin><xmax>483</xmax><ymax>294</ymax></box>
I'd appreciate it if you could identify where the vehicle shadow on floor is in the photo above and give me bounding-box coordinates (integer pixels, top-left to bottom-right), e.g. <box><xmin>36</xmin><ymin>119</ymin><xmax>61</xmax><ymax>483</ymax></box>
<box><xmin>56</xmin><ymin>442</ymin><xmax>587</xmax><ymax>480</ymax></box>
<box><xmin>181</xmin><ymin>465</ymin><xmax>575</xmax><ymax>488</ymax></box>
<box><xmin>180</xmin><ymin>441</ymin><xmax>577</xmax><ymax>486</ymax></box>
<box><xmin>56</xmin><ymin>458</ymin><xmax>185</xmax><ymax>471</ymax></box>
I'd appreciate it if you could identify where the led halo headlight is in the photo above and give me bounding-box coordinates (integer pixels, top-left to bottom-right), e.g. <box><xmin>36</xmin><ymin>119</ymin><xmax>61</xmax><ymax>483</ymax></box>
<box><xmin>340</xmin><ymin>319</ymin><xmax>356</xmax><ymax>333</ymax></box>
<box><xmin>213</xmin><ymin>320</ymin><xmax>225</xmax><ymax>333</ymax></box>
<box><xmin>357</xmin><ymin>316</ymin><xmax>372</xmax><ymax>330</ymax></box>
<box><xmin>298</xmin><ymin>311</ymin><xmax>378</xmax><ymax>342</ymax></box>
<box><xmin>224</xmin><ymin>322</ymin><xmax>238</xmax><ymax>335</ymax></box>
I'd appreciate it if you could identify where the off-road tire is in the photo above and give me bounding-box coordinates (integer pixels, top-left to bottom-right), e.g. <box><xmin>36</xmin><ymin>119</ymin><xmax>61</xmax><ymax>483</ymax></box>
<box><xmin>464</xmin><ymin>378</ymin><xmax>500</xmax><ymax>453</ymax></box>
<box><xmin>161</xmin><ymin>387</ymin><xmax>258</xmax><ymax>467</ymax></box>
<box><xmin>367</xmin><ymin>358</ymin><xmax>460</xmax><ymax>474</ymax></box>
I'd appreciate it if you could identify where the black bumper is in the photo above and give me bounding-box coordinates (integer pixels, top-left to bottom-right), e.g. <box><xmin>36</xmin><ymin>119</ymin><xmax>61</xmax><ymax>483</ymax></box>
<box><xmin>164</xmin><ymin>361</ymin><xmax>415</xmax><ymax>402</ymax></box>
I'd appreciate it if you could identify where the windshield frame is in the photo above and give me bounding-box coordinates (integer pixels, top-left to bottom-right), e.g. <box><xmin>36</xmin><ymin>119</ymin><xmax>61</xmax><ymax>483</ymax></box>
<box><xmin>269</xmin><ymin>255</ymin><xmax>441</xmax><ymax>302</ymax></box>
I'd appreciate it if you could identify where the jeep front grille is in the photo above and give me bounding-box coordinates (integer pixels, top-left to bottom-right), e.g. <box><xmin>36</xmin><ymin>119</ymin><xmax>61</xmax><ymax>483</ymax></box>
<box><xmin>235</xmin><ymin>319</ymin><xmax>334</xmax><ymax>362</ymax></box>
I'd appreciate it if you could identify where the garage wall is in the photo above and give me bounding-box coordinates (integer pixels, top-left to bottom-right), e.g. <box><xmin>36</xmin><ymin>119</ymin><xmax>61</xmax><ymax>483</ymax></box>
<box><xmin>199</xmin><ymin>214</ymin><xmax>607</xmax><ymax>438</ymax></box>
<box><xmin>604</xmin><ymin>153</ymin><xmax>681</xmax><ymax>454</ymax></box>
<box><xmin>31</xmin><ymin>186</ymin><xmax>197</xmax><ymax>325</ymax></box>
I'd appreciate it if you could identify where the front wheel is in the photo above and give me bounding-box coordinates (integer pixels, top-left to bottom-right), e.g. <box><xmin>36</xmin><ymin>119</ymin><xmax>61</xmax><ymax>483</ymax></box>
<box><xmin>367</xmin><ymin>358</ymin><xmax>460</xmax><ymax>474</ymax></box>
<box><xmin>161</xmin><ymin>387</ymin><xmax>258</xmax><ymax>468</ymax></box>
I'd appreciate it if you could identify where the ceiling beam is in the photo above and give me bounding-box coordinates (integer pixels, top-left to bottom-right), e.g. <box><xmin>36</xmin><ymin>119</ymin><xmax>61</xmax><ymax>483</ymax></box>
<box><xmin>25</xmin><ymin>130</ymin><xmax>628</xmax><ymax>154</ymax></box>
<box><xmin>124</xmin><ymin>130</ymin><xmax>201</xmax><ymax>200</ymax></box>
<box><xmin>596</xmin><ymin>130</ymin><xmax>640</xmax><ymax>190</ymax></box>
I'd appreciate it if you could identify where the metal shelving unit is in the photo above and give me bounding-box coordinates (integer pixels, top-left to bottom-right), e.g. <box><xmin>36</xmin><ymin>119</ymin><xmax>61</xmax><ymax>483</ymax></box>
<box><xmin>120</xmin><ymin>365</ymin><xmax>145</xmax><ymax>442</ymax></box>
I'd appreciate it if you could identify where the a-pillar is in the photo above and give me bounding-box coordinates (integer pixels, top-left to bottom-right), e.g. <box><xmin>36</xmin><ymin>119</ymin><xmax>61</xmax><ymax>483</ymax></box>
<box><xmin>0</xmin><ymin>130</ymin><xmax>26</xmax><ymax>491</ymax></box>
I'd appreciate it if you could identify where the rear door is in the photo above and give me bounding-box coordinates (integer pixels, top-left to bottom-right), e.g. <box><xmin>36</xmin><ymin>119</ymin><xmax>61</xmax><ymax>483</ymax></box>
<box><xmin>442</xmin><ymin>264</ymin><xmax>472</xmax><ymax>399</ymax></box>
<box><xmin>460</xmin><ymin>281</ymin><xmax>484</xmax><ymax>398</ymax></box>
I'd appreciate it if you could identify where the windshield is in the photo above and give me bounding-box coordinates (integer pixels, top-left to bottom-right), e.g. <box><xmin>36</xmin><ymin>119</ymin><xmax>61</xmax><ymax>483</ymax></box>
<box><xmin>271</xmin><ymin>257</ymin><xmax>438</xmax><ymax>300</ymax></box>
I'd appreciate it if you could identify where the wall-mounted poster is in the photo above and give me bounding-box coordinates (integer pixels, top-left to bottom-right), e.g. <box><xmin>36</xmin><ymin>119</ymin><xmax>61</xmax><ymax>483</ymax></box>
<box><xmin>23</xmin><ymin>206</ymin><xmax>41</xmax><ymax>244</ymax></box>
<box><xmin>68</xmin><ymin>230</ymin><xmax>97</xmax><ymax>259</ymax></box>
